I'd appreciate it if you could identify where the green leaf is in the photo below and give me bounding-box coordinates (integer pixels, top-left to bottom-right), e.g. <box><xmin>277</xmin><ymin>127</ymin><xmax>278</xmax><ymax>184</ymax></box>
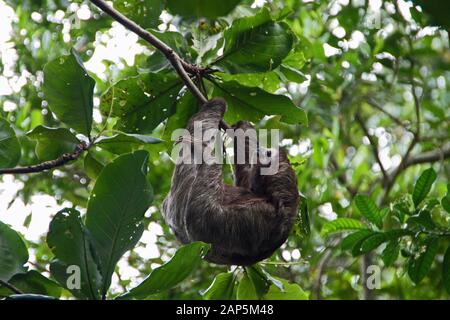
<box><xmin>0</xmin><ymin>270</ymin><xmax>62</xmax><ymax>298</ymax></box>
<box><xmin>259</xmin><ymin>267</ymin><xmax>284</xmax><ymax>292</ymax></box>
<box><xmin>0</xmin><ymin>221</ymin><xmax>28</xmax><ymax>281</ymax></box>
<box><xmin>277</xmin><ymin>64</ymin><xmax>307</xmax><ymax>83</ymax></box>
<box><xmin>95</xmin><ymin>133</ymin><xmax>161</xmax><ymax>154</ymax></box>
<box><xmin>212</xmin><ymin>79</ymin><xmax>307</xmax><ymax>125</ymax></box>
<box><xmin>163</xmin><ymin>91</ymin><xmax>198</xmax><ymax>146</ymax></box>
<box><xmin>202</xmin><ymin>272</ymin><xmax>235</xmax><ymax>300</ymax></box>
<box><xmin>354</xmin><ymin>195</ymin><xmax>384</xmax><ymax>228</ymax></box>
<box><xmin>84</xmin><ymin>152</ymin><xmax>104</xmax><ymax>180</ymax></box>
<box><xmin>341</xmin><ymin>230</ymin><xmax>374</xmax><ymax>251</ymax></box>
<box><xmin>412</xmin><ymin>0</ymin><xmax>450</xmax><ymax>29</ymax></box>
<box><xmin>166</xmin><ymin>0</ymin><xmax>241</xmax><ymax>19</ymax></box>
<box><xmin>412</xmin><ymin>168</ymin><xmax>437</xmax><ymax>208</ymax></box>
<box><xmin>443</xmin><ymin>245</ymin><xmax>450</xmax><ymax>294</ymax></box>
<box><xmin>321</xmin><ymin>218</ymin><xmax>367</xmax><ymax>237</ymax></box>
<box><xmin>115</xmin><ymin>0</ymin><xmax>163</xmax><ymax>29</ymax></box>
<box><xmin>263</xmin><ymin>278</ymin><xmax>309</xmax><ymax>300</ymax></box>
<box><xmin>100</xmin><ymin>72</ymin><xmax>182</xmax><ymax>133</ymax></box>
<box><xmin>85</xmin><ymin>151</ymin><xmax>153</xmax><ymax>296</ymax></box>
<box><xmin>43</xmin><ymin>49</ymin><xmax>95</xmax><ymax>136</ymax></box>
<box><xmin>382</xmin><ymin>241</ymin><xmax>400</xmax><ymax>267</ymax></box>
<box><xmin>217</xmin><ymin>72</ymin><xmax>281</xmax><ymax>93</ymax></box>
<box><xmin>282</xmin><ymin>44</ymin><xmax>307</xmax><ymax>70</ymax></box>
<box><xmin>237</xmin><ymin>272</ymin><xmax>258</xmax><ymax>300</ymax></box>
<box><xmin>441</xmin><ymin>184</ymin><xmax>450</xmax><ymax>214</ymax></box>
<box><xmin>0</xmin><ymin>117</ymin><xmax>21</xmax><ymax>168</ymax></box>
<box><xmin>46</xmin><ymin>208</ymin><xmax>101</xmax><ymax>299</ymax></box>
<box><xmin>407</xmin><ymin>211</ymin><xmax>436</xmax><ymax>230</ymax></box>
<box><xmin>352</xmin><ymin>232</ymin><xmax>387</xmax><ymax>256</ymax></box>
<box><xmin>27</xmin><ymin>126</ymin><xmax>79</xmax><ymax>161</ymax></box>
<box><xmin>246</xmin><ymin>266</ymin><xmax>270</xmax><ymax>299</ymax></box>
<box><xmin>119</xmin><ymin>242</ymin><xmax>209</xmax><ymax>299</ymax></box>
<box><xmin>215</xmin><ymin>9</ymin><xmax>294</xmax><ymax>73</ymax></box>
<box><xmin>408</xmin><ymin>237</ymin><xmax>438</xmax><ymax>284</ymax></box>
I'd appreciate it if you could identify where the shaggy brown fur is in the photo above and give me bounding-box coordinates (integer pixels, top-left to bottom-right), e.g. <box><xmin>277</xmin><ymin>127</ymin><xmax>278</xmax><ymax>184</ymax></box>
<box><xmin>162</xmin><ymin>98</ymin><xmax>299</xmax><ymax>265</ymax></box>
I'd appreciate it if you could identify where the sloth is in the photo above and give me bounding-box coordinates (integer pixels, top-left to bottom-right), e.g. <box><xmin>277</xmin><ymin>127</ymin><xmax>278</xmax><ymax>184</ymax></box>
<box><xmin>162</xmin><ymin>98</ymin><xmax>299</xmax><ymax>265</ymax></box>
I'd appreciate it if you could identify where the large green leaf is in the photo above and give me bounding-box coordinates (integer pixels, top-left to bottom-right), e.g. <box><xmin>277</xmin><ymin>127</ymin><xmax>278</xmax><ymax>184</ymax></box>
<box><xmin>166</xmin><ymin>0</ymin><xmax>241</xmax><ymax>19</ymax></box>
<box><xmin>412</xmin><ymin>168</ymin><xmax>437</xmax><ymax>208</ymax></box>
<box><xmin>236</xmin><ymin>273</ymin><xmax>258</xmax><ymax>300</ymax></box>
<box><xmin>115</xmin><ymin>0</ymin><xmax>163</xmax><ymax>29</ymax></box>
<box><xmin>0</xmin><ymin>270</ymin><xmax>62</xmax><ymax>298</ymax></box>
<box><xmin>84</xmin><ymin>152</ymin><xmax>104</xmax><ymax>180</ymax></box>
<box><xmin>43</xmin><ymin>49</ymin><xmax>95</xmax><ymax>136</ymax></box>
<box><xmin>0</xmin><ymin>221</ymin><xmax>28</xmax><ymax>281</ymax></box>
<box><xmin>95</xmin><ymin>133</ymin><xmax>161</xmax><ymax>154</ymax></box>
<box><xmin>46</xmin><ymin>208</ymin><xmax>101</xmax><ymax>299</ymax></box>
<box><xmin>119</xmin><ymin>242</ymin><xmax>209</xmax><ymax>299</ymax></box>
<box><xmin>321</xmin><ymin>218</ymin><xmax>368</xmax><ymax>237</ymax></box>
<box><xmin>408</xmin><ymin>237</ymin><xmax>438</xmax><ymax>284</ymax></box>
<box><xmin>0</xmin><ymin>117</ymin><xmax>21</xmax><ymax>168</ymax></box>
<box><xmin>212</xmin><ymin>79</ymin><xmax>307</xmax><ymax>125</ymax></box>
<box><xmin>354</xmin><ymin>195</ymin><xmax>384</xmax><ymax>228</ymax></box>
<box><xmin>100</xmin><ymin>72</ymin><xmax>182</xmax><ymax>133</ymax></box>
<box><xmin>85</xmin><ymin>151</ymin><xmax>153</xmax><ymax>296</ymax></box>
<box><xmin>202</xmin><ymin>272</ymin><xmax>235</xmax><ymax>300</ymax></box>
<box><xmin>215</xmin><ymin>9</ymin><xmax>294</xmax><ymax>73</ymax></box>
<box><xmin>443</xmin><ymin>245</ymin><xmax>450</xmax><ymax>294</ymax></box>
<box><xmin>27</xmin><ymin>126</ymin><xmax>79</xmax><ymax>161</ymax></box>
<box><xmin>263</xmin><ymin>278</ymin><xmax>309</xmax><ymax>300</ymax></box>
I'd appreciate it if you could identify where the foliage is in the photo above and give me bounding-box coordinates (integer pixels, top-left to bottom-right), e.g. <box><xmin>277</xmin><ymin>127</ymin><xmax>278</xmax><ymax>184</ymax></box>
<box><xmin>323</xmin><ymin>168</ymin><xmax>450</xmax><ymax>290</ymax></box>
<box><xmin>0</xmin><ymin>0</ymin><xmax>449</xmax><ymax>300</ymax></box>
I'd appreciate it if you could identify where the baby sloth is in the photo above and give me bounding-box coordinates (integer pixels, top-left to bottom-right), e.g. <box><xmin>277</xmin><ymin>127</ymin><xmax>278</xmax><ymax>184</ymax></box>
<box><xmin>162</xmin><ymin>98</ymin><xmax>299</xmax><ymax>265</ymax></box>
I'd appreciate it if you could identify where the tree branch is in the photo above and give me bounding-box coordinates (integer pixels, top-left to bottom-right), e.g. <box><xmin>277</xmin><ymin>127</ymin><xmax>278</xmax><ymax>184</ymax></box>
<box><xmin>405</xmin><ymin>145</ymin><xmax>450</xmax><ymax>167</ymax></box>
<box><xmin>0</xmin><ymin>279</ymin><xmax>24</xmax><ymax>295</ymax></box>
<box><xmin>89</xmin><ymin>0</ymin><xmax>205</xmax><ymax>101</ymax></box>
<box><xmin>381</xmin><ymin>71</ymin><xmax>422</xmax><ymax>203</ymax></box>
<box><xmin>0</xmin><ymin>143</ymin><xmax>88</xmax><ymax>175</ymax></box>
<box><xmin>88</xmin><ymin>0</ymin><xmax>230</xmax><ymax>130</ymax></box>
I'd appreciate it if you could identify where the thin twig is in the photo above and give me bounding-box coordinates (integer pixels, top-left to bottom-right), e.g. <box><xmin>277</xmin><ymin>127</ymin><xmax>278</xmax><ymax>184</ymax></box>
<box><xmin>366</xmin><ymin>98</ymin><xmax>406</xmax><ymax>128</ymax></box>
<box><xmin>0</xmin><ymin>279</ymin><xmax>24</xmax><ymax>295</ymax></box>
<box><xmin>356</xmin><ymin>113</ymin><xmax>389</xmax><ymax>186</ymax></box>
<box><xmin>0</xmin><ymin>143</ymin><xmax>88</xmax><ymax>175</ymax></box>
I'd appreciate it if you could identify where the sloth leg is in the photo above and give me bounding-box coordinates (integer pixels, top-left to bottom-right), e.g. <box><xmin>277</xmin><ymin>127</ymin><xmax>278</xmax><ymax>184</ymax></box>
<box><xmin>232</xmin><ymin>120</ymin><xmax>257</xmax><ymax>189</ymax></box>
